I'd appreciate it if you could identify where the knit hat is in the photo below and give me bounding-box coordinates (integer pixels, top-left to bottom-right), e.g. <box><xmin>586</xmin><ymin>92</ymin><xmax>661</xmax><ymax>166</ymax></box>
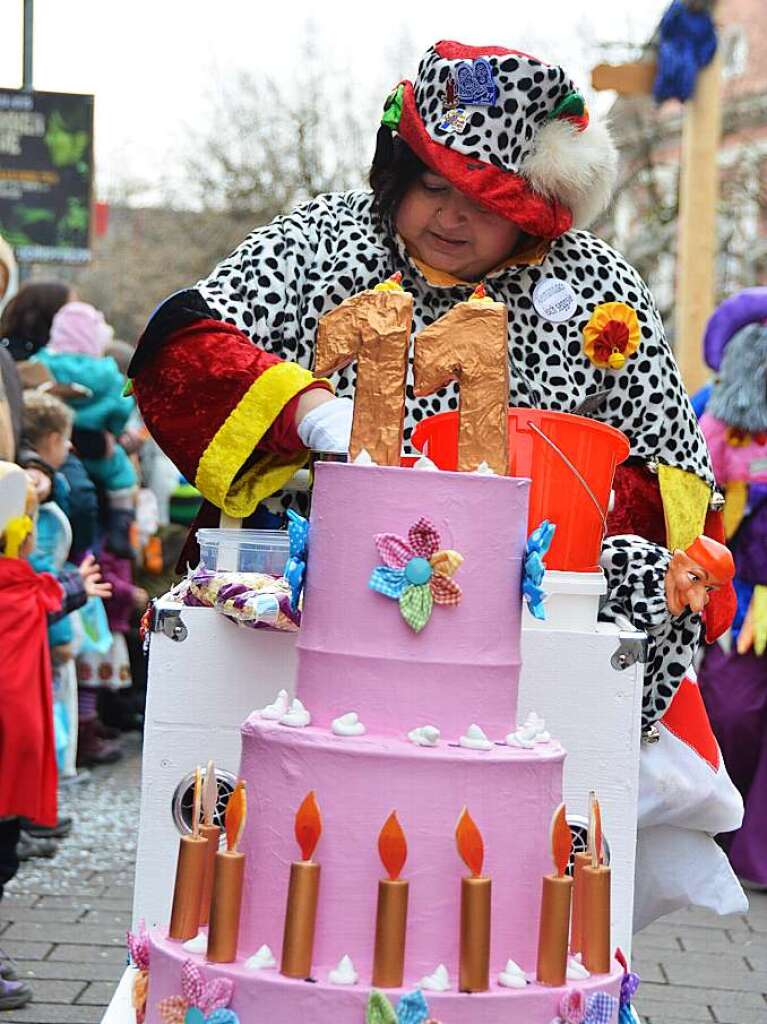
<box><xmin>704</xmin><ymin>288</ymin><xmax>767</xmax><ymax>432</ymax></box>
<box><xmin>0</xmin><ymin>461</ymin><xmax>34</xmax><ymax>557</ymax></box>
<box><xmin>381</xmin><ymin>41</ymin><xmax>618</xmax><ymax>239</ymax></box>
<box><xmin>48</xmin><ymin>301</ymin><xmax>113</xmax><ymax>358</ymax></box>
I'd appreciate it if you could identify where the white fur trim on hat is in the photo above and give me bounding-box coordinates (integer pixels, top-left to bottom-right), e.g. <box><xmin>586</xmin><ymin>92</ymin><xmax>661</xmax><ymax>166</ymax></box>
<box><xmin>521</xmin><ymin>112</ymin><xmax>618</xmax><ymax>228</ymax></box>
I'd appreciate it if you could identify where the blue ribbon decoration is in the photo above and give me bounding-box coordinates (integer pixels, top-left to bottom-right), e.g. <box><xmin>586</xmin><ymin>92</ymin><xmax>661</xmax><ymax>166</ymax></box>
<box><xmin>653</xmin><ymin>0</ymin><xmax>718</xmax><ymax>103</ymax></box>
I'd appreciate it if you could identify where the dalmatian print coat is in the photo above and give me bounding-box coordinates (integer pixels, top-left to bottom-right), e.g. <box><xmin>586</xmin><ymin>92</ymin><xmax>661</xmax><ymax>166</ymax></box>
<box><xmin>599</xmin><ymin>535</ymin><xmax>703</xmax><ymax>729</ymax></box>
<box><xmin>197</xmin><ymin>189</ymin><xmax>713</xmax><ymax>489</ymax></box>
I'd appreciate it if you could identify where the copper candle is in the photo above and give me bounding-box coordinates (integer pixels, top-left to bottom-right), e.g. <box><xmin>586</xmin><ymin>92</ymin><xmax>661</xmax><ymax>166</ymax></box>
<box><xmin>372</xmin><ymin>811</ymin><xmax>409</xmax><ymax>988</ymax></box>
<box><xmin>168</xmin><ymin>835</ymin><xmax>207</xmax><ymax>940</ymax></box>
<box><xmin>414</xmin><ymin>284</ymin><xmax>510</xmax><ymax>474</ymax></box>
<box><xmin>281</xmin><ymin>791</ymin><xmax>322</xmax><ymax>979</ymax></box>
<box><xmin>168</xmin><ymin>766</ymin><xmax>206</xmax><ymax>941</ymax></box>
<box><xmin>314</xmin><ymin>274</ymin><xmax>412</xmax><ymax>466</ymax></box>
<box><xmin>536</xmin><ymin>803</ymin><xmax>574</xmax><ymax>986</ymax></box>
<box><xmin>455</xmin><ymin>807</ymin><xmax>491</xmax><ymax>993</ymax></box>
<box><xmin>570</xmin><ymin>851</ymin><xmax>591</xmax><ymax>954</ymax></box>
<box><xmin>198</xmin><ymin>760</ymin><xmax>221</xmax><ymax>926</ymax></box>
<box><xmin>207</xmin><ymin>780</ymin><xmax>247</xmax><ymax>963</ymax></box>
<box><xmin>582</xmin><ymin>793</ymin><xmax>611</xmax><ymax>974</ymax></box>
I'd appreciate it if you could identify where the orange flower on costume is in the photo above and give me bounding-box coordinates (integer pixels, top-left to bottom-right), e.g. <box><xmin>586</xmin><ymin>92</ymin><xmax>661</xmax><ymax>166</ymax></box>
<box><xmin>583</xmin><ymin>302</ymin><xmax>641</xmax><ymax>370</ymax></box>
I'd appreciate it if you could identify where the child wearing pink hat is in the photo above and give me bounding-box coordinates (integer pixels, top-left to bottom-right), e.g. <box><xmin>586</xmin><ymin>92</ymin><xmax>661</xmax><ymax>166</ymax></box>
<box><xmin>32</xmin><ymin>301</ymin><xmax>136</xmax><ymax>556</ymax></box>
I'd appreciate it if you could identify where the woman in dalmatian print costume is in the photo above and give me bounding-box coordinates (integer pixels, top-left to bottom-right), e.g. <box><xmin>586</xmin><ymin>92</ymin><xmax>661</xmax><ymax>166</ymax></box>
<box><xmin>129</xmin><ymin>40</ymin><xmax>731</xmax><ymax>730</ymax></box>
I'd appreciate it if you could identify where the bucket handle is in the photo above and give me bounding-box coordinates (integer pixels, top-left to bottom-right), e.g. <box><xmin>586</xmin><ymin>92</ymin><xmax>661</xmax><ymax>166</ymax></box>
<box><xmin>526</xmin><ymin>420</ymin><xmax>608</xmax><ymax>534</ymax></box>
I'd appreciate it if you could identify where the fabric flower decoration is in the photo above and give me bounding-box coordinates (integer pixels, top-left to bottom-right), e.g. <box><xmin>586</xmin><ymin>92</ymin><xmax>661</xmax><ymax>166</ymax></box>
<box><xmin>284</xmin><ymin>508</ymin><xmax>309</xmax><ymax>612</ymax></box>
<box><xmin>554</xmin><ymin>990</ymin><xmax>619</xmax><ymax>1024</ymax></box>
<box><xmin>127</xmin><ymin>921</ymin><xmax>150</xmax><ymax>1024</ymax></box>
<box><xmin>583</xmin><ymin>302</ymin><xmax>641</xmax><ymax>370</ymax></box>
<box><xmin>396</xmin><ymin>989</ymin><xmax>430</xmax><ymax>1024</ymax></box>
<box><xmin>523</xmin><ymin>519</ymin><xmax>555</xmax><ymax>620</ymax></box>
<box><xmin>369</xmin><ymin>516</ymin><xmax>463</xmax><ymax>632</ymax></box>
<box><xmin>158</xmin><ymin>960</ymin><xmax>238</xmax><ymax>1024</ymax></box>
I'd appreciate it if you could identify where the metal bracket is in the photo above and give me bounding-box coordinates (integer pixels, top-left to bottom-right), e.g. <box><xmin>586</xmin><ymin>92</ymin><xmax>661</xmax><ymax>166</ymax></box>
<box><xmin>611</xmin><ymin>631</ymin><xmax>648</xmax><ymax>671</ymax></box>
<box><xmin>154</xmin><ymin>606</ymin><xmax>188</xmax><ymax>643</ymax></box>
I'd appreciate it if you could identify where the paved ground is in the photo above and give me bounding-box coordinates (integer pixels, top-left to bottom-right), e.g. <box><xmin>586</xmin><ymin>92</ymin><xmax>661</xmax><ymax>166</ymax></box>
<box><xmin>0</xmin><ymin>735</ymin><xmax>764</xmax><ymax>1023</ymax></box>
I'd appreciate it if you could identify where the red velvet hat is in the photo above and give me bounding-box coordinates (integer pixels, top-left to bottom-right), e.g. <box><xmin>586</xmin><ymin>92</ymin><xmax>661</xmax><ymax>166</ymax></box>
<box><xmin>382</xmin><ymin>41</ymin><xmax>618</xmax><ymax>239</ymax></box>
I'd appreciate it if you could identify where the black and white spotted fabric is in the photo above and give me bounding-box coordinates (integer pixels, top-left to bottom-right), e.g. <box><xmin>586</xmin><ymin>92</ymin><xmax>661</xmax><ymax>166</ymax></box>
<box><xmin>599</xmin><ymin>535</ymin><xmax>703</xmax><ymax>729</ymax></box>
<box><xmin>197</xmin><ymin>189</ymin><xmax>713</xmax><ymax>488</ymax></box>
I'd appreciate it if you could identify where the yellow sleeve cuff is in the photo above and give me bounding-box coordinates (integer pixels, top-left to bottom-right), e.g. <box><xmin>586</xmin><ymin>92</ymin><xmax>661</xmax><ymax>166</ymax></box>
<box><xmin>657</xmin><ymin>463</ymin><xmax>711</xmax><ymax>551</ymax></box>
<box><xmin>195</xmin><ymin>361</ymin><xmax>331</xmax><ymax>518</ymax></box>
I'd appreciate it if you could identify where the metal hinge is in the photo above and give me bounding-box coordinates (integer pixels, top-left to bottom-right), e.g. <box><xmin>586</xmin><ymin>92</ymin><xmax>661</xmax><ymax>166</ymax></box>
<box><xmin>154</xmin><ymin>606</ymin><xmax>188</xmax><ymax>643</ymax></box>
<box><xmin>611</xmin><ymin>630</ymin><xmax>648</xmax><ymax>671</ymax></box>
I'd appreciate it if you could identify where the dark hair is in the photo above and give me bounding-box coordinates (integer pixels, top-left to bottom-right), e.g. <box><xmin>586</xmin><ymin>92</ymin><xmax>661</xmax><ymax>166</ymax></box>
<box><xmin>0</xmin><ymin>281</ymin><xmax>71</xmax><ymax>359</ymax></box>
<box><xmin>369</xmin><ymin>128</ymin><xmax>429</xmax><ymax>230</ymax></box>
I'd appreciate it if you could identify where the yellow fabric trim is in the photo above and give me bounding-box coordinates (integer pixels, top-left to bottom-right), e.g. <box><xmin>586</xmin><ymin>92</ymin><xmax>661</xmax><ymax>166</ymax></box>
<box><xmin>2</xmin><ymin>514</ymin><xmax>33</xmax><ymax>558</ymax></box>
<box><xmin>411</xmin><ymin>237</ymin><xmax>550</xmax><ymax>287</ymax></box>
<box><xmin>723</xmin><ymin>480</ymin><xmax>748</xmax><ymax>540</ymax></box>
<box><xmin>657</xmin><ymin>464</ymin><xmax>711</xmax><ymax>551</ymax></box>
<box><xmin>195</xmin><ymin>362</ymin><xmax>332</xmax><ymax>518</ymax></box>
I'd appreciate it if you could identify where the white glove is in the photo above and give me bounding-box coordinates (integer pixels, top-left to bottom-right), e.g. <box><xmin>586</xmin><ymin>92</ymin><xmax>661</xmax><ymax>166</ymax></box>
<box><xmin>297</xmin><ymin>396</ymin><xmax>353</xmax><ymax>453</ymax></box>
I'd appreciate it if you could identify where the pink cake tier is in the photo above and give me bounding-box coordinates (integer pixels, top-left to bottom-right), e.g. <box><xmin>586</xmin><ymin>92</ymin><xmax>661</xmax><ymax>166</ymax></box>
<box><xmin>147</xmin><ymin>930</ymin><xmax>623</xmax><ymax>1024</ymax></box>
<box><xmin>236</xmin><ymin>719</ymin><xmax>564</xmax><ymax>978</ymax></box>
<box><xmin>296</xmin><ymin>462</ymin><xmax>529</xmax><ymax>737</ymax></box>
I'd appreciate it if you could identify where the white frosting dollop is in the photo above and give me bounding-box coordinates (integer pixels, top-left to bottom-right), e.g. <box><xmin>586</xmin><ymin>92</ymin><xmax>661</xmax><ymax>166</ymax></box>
<box><xmin>419</xmin><ymin>963</ymin><xmax>450</xmax><ymax>991</ymax></box>
<box><xmin>280</xmin><ymin>698</ymin><xmax>311</xmax><ymax>729</ymax></box>
<box><xmin>459</xmin><ymin>723</ymin><xmax>493</xmax><ymax>751</ymax></box>
<box><xmin>413</xmin><ymin>455</ymin><xmax>439</xmax><ymax>472</ymax></box>
<box><xmin>567</xmin><ymin>957</ymin><xmax>591</xmax><ymax>980</ymax></box>
<box><xmin>505</xmin><ymin>725</ymin><xmax>537</xmax><ymax>748</ymax></box>
<box><xmin>181</xmin><ymin>932</ymin><xmax>206</xmax><ymax>954</ymax></box>
<box><xmin>497</xmin><ymin>959</ymin><xmax>527</xmax><ymax>988</ymax></box>
<box><xmin>244</xmin><ymin>945</ymin><xmax>277</xmax><ymax>971</ymax></box>
<box><xmin>474</xmin><ymin>461</ymin><xmax>496</xmax><ymax>475</ymax></box>
<box><xmin>524</xmin><ymin>711</ymin><xmax>551</xmax><ymax>743</ymax></box>
<box><xmin>328</xmin><ymin>955</ymin><xmax>358</xmax><ymax>985</ymax></box>
<box><xmin>408</xmin><ymin>725</ymin><xmax>441</xmax><ymax>747</ymax></box>
<box><xmin>353</xmin><ymin>448</ymin><xmax>376</xmax><ymax>466</ymax></box>
<box><xmin>259</xmin><ymin>689</ymin><xmax>290</xmax><ymax>721</ymax></box>
<box><xmin>332</xmin><ymin>712</ymin><xmax>366</xmax><ymax>737</ymax></box>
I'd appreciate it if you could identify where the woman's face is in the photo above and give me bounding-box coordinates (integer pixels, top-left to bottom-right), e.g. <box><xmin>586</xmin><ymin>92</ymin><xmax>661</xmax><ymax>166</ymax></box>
<box><xmin>395</xmin><ymin>171</ymin><xmax>521</xmax><ymax>281</ymax></box>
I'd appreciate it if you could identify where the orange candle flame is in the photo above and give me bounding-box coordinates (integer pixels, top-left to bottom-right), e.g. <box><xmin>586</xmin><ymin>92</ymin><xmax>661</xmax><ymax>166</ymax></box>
<box><xmin>378</xmin><ymin>811</ymin><xmax>407</xmax><ymax>881</ymax></box>
<box><xmin>455</xmin><ymin>807</ymin><xmax>484</xmax><ymax>878</ymax></box>
<box><xmin>225</xmin><ymin>780</ymin><xmax>247</xmax><ymax>852</ymax></box>
<box><xmin>550</xmin><ymin>803</ymin><xmax>572</xmax><ymax>877</ymax></box>
<box><xmin>470</xmin><ymin>282</ymin><xmax>487</xmax><ymax>301</ymax></box>
<box><xmin>295</xmin><ymin>791</ymin><xmax>322</xmax><ymax>861</ymax></box>
<box><xmin>588</xmin><ymin>791</ymin><xmax>603</xmax><ymax>868</ymax></box>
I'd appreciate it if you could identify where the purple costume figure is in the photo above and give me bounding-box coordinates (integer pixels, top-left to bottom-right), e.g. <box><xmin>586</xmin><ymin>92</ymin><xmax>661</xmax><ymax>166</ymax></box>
<box><xmin>697</xmin><ymin>287</ymin><xmax>767</xmax><ymax>888</ymax></box>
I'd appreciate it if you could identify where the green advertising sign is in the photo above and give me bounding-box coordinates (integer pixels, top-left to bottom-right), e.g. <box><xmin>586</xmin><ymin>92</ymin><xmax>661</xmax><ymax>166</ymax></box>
<box><xmin>0</xmin><ymin>89</ymin><xmax>94</xmax><ymax>264</ymax></box>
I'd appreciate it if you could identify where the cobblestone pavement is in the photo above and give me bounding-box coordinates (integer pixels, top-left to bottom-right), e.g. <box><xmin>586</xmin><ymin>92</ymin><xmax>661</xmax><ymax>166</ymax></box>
<box><xmin>0</xmin><ymin>735</ymin><xmax>764</xmax><ymax>1023</ymax></box>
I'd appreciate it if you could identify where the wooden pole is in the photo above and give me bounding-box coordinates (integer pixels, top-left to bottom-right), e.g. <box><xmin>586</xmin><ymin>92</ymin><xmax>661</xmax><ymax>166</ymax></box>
<box><xmin>675</xmin><ymin>36</ymin><xmax>723</xmax><ymax>394</ymax></box>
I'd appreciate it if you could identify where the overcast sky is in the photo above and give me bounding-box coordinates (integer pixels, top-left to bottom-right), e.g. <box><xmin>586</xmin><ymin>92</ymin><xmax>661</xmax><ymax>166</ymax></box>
<box><xmin>0</xmin><ymin>0</ymin><xmax>669</xmax><ymax>196</ymax></box>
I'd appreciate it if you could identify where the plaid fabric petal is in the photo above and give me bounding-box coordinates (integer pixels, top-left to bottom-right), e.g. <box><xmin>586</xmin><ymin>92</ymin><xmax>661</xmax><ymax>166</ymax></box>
<box><xmin>375</xmin><ymin>533</ymin><xmax>414</xmax><ymax>568</ymax></box>
<box><xmin>198</xmin><ymin>978</ymin><xmax>234</xmax><ymax>1017</ymax></box>
<box><xmin>395</xmin><ymin>988</ymin><xmax>430</xmax><ymax>1024</ymax></box>
<box><xmin>430</xmin><ymin>572</ymin><xmax>462</xmax><ymax>606</ymax></box>
<box><xmin>399</xmin><ymin>584</ymin><xmax>433</xmax><ymax>632</ymax></box>
<box><xmin>620</xmin><ymin>971</ymin><xmax>640</xmax><ymax>1007</ymax></box>
<box><xmin>559</xmin><ymin>988</ymin><xmax>587</xmax><ymax>1023</ymax></box>
<box><xmin>408</xmin><ymin>517</ymin><xmax>441</xmax><ymax>559</ymax></box>
<box><xmin>369</xmin><ymin>566</ymin><xmax>407</xmax><ymax>599</ymax></box>
<box><xmin>429</xmin><ymin>549</ymin><xmax>463</xmax><ymax>578</ymax></box>
<box><xmin>181</xmin><ymin>960</ymin><xmax>204</xmax><ymax>1007</ymax></box>
<box><xmin>585</xmin><ymin>992</ymin><xmax>619</xmax><ymax>1024</ymax></box>
<box><xmin>206</xmin><ymin>1011</ymin><xmax>239</xmax><ymax>1024</ymax></box>
<box><xmin>365</xmin><ymin>990</ymin><xmax>397</xmax><ymax>1024</ymax></box>
<box><xmin>132</xmin><ymin>971</ymin><xmax>149</xmax><ymax>1023</ymax></box>
<box><xmin>158</xmin><ymin>996</ymin><xmax>188</xmax><ymax>1024</ymax></box>
<box><xmin>126</xmin><ymin>922</ymin><xmax>150</xmax><ymax>971</ymax></box>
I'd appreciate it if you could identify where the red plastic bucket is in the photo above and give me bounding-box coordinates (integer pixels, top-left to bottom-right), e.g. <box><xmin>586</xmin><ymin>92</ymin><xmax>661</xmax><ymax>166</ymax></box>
<box><xmin>410</xmin><ymin>408</ymin><xmax>630</xmax><ymax>572</ymax></box>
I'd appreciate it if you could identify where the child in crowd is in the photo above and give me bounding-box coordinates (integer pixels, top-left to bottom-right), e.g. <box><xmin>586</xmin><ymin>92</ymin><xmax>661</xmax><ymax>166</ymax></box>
<box><xmin>31</xmin><ymin>301</ymin><xmax>137</xmax><ymax>557</ymax></box>
<box><xmin>20</xmin><ymin>391</ymin><xmax>121</xmax><ymax>767</ymax></box>
<box><xmin>0</xmin><ymin>461</ymin><xmax>109</xmax><ymax>1006</ymax></box>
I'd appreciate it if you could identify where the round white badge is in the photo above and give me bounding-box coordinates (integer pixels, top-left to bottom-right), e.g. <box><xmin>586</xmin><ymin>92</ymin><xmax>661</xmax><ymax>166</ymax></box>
<box><xmin>532</xmin><ymin>277</ymin><xmax>578</xmax><ymax>323</ymax></box>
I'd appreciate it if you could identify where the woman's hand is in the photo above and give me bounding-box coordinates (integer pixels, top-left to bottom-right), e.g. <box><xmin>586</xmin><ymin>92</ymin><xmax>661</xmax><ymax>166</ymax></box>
<box><xmin>79</xmin><ymin>553</ymin><xmax>113</xmax><ymax>600</ymax></box>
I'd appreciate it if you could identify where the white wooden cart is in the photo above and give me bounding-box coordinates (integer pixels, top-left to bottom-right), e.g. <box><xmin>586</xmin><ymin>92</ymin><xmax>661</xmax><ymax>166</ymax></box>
<box><xmin>103</xmin><ymin>568</ymin><xmax>644</xmax><ymax>1022</ymax></box>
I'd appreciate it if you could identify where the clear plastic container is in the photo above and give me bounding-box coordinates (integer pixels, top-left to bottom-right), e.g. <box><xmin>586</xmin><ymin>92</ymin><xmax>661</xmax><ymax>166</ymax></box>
<box><xmin>196</xmin><ymin>528</ymin><xmax>290</xmax><ymax>575</ymax></box>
